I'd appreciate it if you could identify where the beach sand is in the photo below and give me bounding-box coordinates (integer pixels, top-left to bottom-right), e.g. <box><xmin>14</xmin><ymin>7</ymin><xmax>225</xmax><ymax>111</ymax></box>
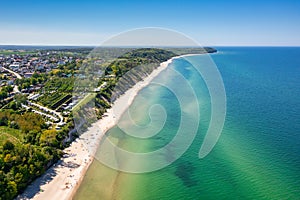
<box><xmin>17</xmin><ymin>57</ymin><xmax>175</xmax><ymax>200</ymax></box>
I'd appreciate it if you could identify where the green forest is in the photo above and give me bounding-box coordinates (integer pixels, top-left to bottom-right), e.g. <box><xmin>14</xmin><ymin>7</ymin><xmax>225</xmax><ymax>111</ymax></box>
<box><xmin>0</xmin><ymin>110</ymin><xmax>71</xmax><ymax>199</ymax></box>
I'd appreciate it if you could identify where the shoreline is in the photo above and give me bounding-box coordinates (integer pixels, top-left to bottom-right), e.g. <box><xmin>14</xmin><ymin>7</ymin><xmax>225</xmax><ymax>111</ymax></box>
<box><xmin>17</xmin><ymin>56</ymin><xmax>177</xmax><ymax>200</ymax></box>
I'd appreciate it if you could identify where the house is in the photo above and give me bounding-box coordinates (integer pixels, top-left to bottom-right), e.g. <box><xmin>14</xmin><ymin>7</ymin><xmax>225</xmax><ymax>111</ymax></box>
<box><xmin>7</xmin><ymin>80</ymin><xmax>14</xmax><ymax>85</ymax></box>
<box><xmin>9</xmin><ymin>62</ymin><xmax>20</xmax><ymax>70</ymax></box>
<box><xmin>58</xmin><ymin>61</ymin><xmax>65</xmax><ymax>65</ymax></box>
<box><xmin>36</xmin><ymin>65</ymin><xmax>45</xmax><ymax>71</ymax></box>
<box><xmin>24</xmin><ymin>72</ymin><xmax>34</xmax><ymax>78</ymax></box>
<box><xmin>0</xmin><ymin>66</ymin><xmax>4</xmax><ymax>73</ymax></box>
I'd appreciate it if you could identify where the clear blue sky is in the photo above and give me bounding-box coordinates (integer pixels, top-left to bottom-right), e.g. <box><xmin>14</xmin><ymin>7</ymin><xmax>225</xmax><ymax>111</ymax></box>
<box><xmin>0</xmin><ymin>0</ymin><xmax>299</xmax><ymax>46</ymax></box>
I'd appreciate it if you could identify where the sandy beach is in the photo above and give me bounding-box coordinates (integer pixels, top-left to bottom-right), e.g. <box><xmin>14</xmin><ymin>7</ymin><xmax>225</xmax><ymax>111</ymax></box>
<box><xmin>17</xmin><ymin>57</ymin><xmax>176</xmax><ymax>200</ymax></box>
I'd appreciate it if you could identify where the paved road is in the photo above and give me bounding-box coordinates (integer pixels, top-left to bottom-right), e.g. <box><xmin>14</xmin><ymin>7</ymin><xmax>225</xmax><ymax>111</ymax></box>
<box><xmin>2</xmin><ymin>67</ymin><xmax>22</xmax><ymax>79</ymax></box>
<box><xmin>2</xmin><ymin>67</ymin><xmax>65</xmax><ymax>124</ymax></box>
<box><xmin>28</xmin><ymin>101</ymin><xmax>64</xmax><ymax>123</ymax></box>
<box><xmin>2</xmin><ymin>67</ymin><xmax>22</xmax><ymax>93</ymax></box>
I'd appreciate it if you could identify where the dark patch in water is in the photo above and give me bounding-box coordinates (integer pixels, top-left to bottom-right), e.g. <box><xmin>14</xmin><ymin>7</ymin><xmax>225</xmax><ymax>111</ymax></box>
<box><xmin>174</xmin><ymin>161</ymin><xmax>197</xmax><ymax>187</ymax></box>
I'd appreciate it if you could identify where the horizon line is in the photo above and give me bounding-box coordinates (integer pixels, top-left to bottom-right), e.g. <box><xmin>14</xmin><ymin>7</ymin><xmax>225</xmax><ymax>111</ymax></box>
<box><xmin>1</xmin><ymin>44</ymin><xmax>300</xmax><ymax>48</ymax></box>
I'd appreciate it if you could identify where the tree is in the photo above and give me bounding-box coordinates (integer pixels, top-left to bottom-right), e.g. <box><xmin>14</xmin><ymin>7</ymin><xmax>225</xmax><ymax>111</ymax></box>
<box><xmin>0</xmin><ymin>112</ymin><xmax>8</xmax><ymax>126</ymax></box>
<box><xmin>16</xmin><ymin>112</ymin><xmax>45</xmax><ymax>133</ymax></box>
<box><xmin>30</xmin><ymin>78</ymin><xmax>37</xmax><ymax>85</ymax></box>
<box><xmin>0</xmin><ymin>91</ymin><xmax>8</xmax><ymax>100</ymax></box>
<box><xmin>24</xmin><ymin>130</ymin><xmax>40</xmax><ymax>145</ymax></box>
<box><xmin>14</xmin><ymin>94</ymin><xmax>27</xmax><ymax>106</ymax></box>
<box><xmin>9</xmin><ymin>121</ymin><xmax>19</xmax><ymax>129</ymax></box>
<box><xmin>6</xmin><ymin>181</ymin><xmax>17</xmax><ymax>199</ymax></box>
<box><xmin>39</xmin><ymin>129</ymin><xmax>58</xmax><ymax>147</ymax></box>
<box><xmin>2</xmin><ymin>86</ymin><xmax>13</xmax><ymax>93</ymax></box>
<box><xmin>3</xmin><ymin>141</ymin><xmax>14</xmax><ymax>151</ymax></box>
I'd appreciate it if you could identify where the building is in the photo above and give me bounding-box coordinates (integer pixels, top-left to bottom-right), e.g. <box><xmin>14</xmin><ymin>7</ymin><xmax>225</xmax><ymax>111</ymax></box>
<box><xmin>24</xmin><ymin>72</ymin><xmax>34</xmax><ymax>78</ymax></box>
<box><xmin>9</xmin><ymin>62</ymin><xmax>20</xmax><ymax>71</ymax></box>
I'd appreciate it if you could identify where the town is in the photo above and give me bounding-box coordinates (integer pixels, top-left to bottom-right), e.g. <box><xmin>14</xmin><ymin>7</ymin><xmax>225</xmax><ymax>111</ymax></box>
<box><xmin>0</xmin><ymin>48</ymin><xmax>90</xmax><ymax>130</ymax></box>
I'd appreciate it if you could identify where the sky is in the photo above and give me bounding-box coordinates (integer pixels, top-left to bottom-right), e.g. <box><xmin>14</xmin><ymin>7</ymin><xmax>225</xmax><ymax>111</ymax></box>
<box><xmin>0</xmin><ymin>0</ymin><xmax>299</xmax><ymax>46</ymax></box>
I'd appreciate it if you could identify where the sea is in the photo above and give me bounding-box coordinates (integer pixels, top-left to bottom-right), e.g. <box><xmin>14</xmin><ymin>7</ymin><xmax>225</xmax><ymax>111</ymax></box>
<box><xmin>74</xmin><ymin>47</ymin><xmax>300</xmax><ymax>200</ymax></box>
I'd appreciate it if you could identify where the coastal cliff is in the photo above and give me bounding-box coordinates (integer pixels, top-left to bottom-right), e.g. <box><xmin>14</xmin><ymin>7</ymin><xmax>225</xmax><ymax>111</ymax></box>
<box><xmin>102</xmin><ymin>47</ymin><xmax>217</xmax><ymax>103</ymax></box>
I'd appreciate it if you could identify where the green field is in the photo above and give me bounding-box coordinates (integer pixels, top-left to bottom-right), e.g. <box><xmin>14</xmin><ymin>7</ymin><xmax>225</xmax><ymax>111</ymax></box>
<box><xmin>72</xmin><ymin>93</ymin><xmax>96</xmax><ymax>112</ymax></box>
<box><xmin>0</xmin><ymin>50</ymin><xmax>37</xmax><ymax>55</ymax></box>
<box><xmin>0</xmin><ymin>126</ymin><xmax>22</xmax><ymax>145</ymax></box>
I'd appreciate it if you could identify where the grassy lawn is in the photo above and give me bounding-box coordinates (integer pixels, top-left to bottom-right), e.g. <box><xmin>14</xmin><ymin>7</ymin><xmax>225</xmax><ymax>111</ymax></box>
<box><xmin>0</xmin><ymin>126</ymin><xmax>22</xmax><ymax>145</ymax></box>
<box><xmin>0</xmin><ymin>50</ymin><xmax>37</xmax><ymax>55</ymax></box>
<box><xmin>72</xmin><ymin>93</ymin><xmax>96</xmax><ymax>112</ymax></box>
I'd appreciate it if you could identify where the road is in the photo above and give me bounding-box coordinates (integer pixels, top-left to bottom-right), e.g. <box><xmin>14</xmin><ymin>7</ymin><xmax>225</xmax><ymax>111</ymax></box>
<box><xmin>2</xmin><ymin>67</ymin><xmax>22</xmax><ymax>79</ymax></box>
<box><xmin>2</xmin><ymin>66</ymin><xmax>22</xmax><ymax>93</ymax></box>
<box><xmin>28</xmin><ymin>101</ymin><xmax>64</xmax><ymax>123</ymax></box>
<box><xmin>2</xmin><ymin>67</ymin><xmax>65</xmax><ymax>124</ymax></box>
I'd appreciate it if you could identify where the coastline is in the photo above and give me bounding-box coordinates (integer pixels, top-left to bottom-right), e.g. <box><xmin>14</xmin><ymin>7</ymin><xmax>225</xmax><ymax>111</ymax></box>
<box><xmin>17</xmin><ymin>56</ymin><xmax>176</xmax><ymax>200</ymax></box>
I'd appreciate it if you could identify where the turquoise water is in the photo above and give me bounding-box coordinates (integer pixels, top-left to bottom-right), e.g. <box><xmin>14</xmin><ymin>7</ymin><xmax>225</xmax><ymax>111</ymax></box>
<box><xmin>75</xmin><ymin>47</ymin><xmax>300</xmax><ymax>199</ymax></box>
